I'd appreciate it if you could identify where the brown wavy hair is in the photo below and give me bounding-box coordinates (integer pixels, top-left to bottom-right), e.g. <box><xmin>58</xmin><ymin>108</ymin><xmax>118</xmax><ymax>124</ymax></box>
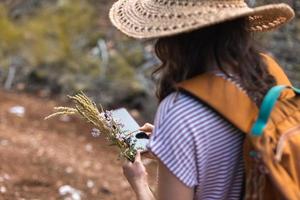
<box><xmin>153</xmin><ymin>18</ymin><xmax>276</xmax><ymax>105</ymax></box>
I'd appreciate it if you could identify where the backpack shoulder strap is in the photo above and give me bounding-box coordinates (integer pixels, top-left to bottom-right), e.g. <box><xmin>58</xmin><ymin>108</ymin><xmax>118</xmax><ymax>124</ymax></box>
<box><xmin>177</xmin><ymin>54</ymin><xmax>293</xmax><ymax>133</ymax></box>
<box><xmin>177</xmin><ymin>73</ymin><xmax>258</xmax><ymax>133</ymax></box>
<box><xmin>261</xmin><ymin>53</ymin><xmax>294</xmax><ymax>98</ymax></box>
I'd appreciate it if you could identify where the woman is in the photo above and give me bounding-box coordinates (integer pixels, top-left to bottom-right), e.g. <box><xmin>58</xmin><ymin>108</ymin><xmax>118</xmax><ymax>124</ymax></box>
<box><xmin>109</xmin><ymin>1</ymin><xmax>295</xmax><ymax>199</ymax></box>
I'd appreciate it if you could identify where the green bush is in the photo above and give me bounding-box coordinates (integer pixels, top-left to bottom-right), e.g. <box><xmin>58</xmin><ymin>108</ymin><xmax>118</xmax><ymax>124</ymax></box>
<box><xmin>0</xmin><ymin>0</ymin><xmax>145</xmax><ymax>100</ymax></box>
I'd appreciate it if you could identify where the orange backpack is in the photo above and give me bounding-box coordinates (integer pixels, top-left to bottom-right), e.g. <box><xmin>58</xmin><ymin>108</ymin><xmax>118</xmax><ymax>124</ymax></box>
<box><xmin>177</xmin><ymin>54</ymin><xmax>300</xmax><ymax>200</ymax></box>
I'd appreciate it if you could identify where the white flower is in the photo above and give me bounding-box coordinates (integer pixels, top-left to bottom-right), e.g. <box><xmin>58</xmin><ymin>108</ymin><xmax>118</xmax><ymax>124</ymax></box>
<box><xmin>115</xmin><ymin>133</ymin><xmax>124</xmax><ymax>142</ymax></box>
<box><xmin>115</xmin><ymin>119</ymin><xmax>125</xmax><ymax>129</ymax></box>
<box><xmin>91</xmin><ymin>128</ymin><xmax>101</xmax><ymax>137</ymax></box>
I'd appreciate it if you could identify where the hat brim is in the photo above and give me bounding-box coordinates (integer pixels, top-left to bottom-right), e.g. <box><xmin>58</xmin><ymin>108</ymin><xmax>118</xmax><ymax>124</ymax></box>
<box><xmin>109</xmin><ymin>1</ymin><xmax>295</xmax><ymax>39</ymax></box>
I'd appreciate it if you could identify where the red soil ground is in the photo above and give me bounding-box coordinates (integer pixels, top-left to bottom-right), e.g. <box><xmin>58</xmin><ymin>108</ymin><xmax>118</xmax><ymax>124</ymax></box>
<box><xmin>0</xmin><ymin>90</ymin><xmax>157</xmax><ymax>200</ymax></box>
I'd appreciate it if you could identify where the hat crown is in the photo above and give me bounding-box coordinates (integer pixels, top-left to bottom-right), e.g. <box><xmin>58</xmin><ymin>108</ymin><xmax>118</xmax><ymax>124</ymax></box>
<box><xmin>150</xmin><ymin>0</ymin><xmax>248</xmax><ymax>7</ymax></box>
<box><xmin>152</xmin><ymin>0</ymin><xmax>245</xmax><ymax>3</ymax></box>
<box><xmin>181</xmin><ymin>0</ymin><xmax>244</xmax><ymax>1</ymax></box>
<box><xmin>152</xmin><ymin>0</ymin><xmax>244</xmax><ymax>1</ymax></box>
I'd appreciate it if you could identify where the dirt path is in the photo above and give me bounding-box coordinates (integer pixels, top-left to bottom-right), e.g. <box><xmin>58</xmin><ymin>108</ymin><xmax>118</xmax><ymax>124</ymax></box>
<box><xmin>0</xmin><ymin>90</ymin><xmax>157</xmax><ymax>200</ymax></box>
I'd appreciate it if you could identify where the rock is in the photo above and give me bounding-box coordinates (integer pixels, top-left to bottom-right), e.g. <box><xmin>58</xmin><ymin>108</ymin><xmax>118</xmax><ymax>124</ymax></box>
<box><xmin>0</xmin><ymin>186</ymin><xmax>7</xmax><ymax>193</ymax></box>
<box><xmin>100</xmin><ymin>186</ymin><xmax>112</xmax><ymax>195</ymax></box>
<box><xmin>58</xmin><ymin>185</ymin><xmax>83</xmax><ymax>200</ymax></box>
<box><xmin>8</xmin><ymin>106</ymin><xmax>25</xmax><ymax>117</ymax></box>
<box><xmin>0</xmin><ymin>139</ymin><xmax>9</xmax><ymax>146</ymax></box>
<box><xmin>86</xmin><ymin>180</ymin><xmax>94</xmax><ymax>188</ymax></box>
<box><xmin>84</xmin><ymin>144</ymin><xmax>93</xmax><ymax>153</ymax></box>
<box><xmin>65</xmin><ymin>167</ymin><xmax>74</xmax><ymax>174</ymax></box>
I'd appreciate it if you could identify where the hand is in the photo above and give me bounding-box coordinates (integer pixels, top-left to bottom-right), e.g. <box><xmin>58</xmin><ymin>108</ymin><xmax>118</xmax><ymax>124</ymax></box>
<box><xmin>139</xmin><ymin>123</ymin><xmax>154</xmax><ymax>135</ymax></box>
<box><xmin>139</xmin><ymin>123</ymin><xmax>155</xmax><ymax>159</ymax></box>
<box><xmin>123</xmin><ymin>152</ymin><xmax>150</xmax><ymax>195</ymax></box>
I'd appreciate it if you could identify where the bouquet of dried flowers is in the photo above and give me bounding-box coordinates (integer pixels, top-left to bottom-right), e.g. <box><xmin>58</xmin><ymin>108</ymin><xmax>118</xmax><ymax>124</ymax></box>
<box><xmin>45</xmin><ymin>92</ymin><xmax>137</xmax><ymax>162</ymax></box>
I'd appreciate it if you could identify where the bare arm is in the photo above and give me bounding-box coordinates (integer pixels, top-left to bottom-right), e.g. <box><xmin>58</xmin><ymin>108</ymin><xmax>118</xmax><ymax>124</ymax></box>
<box><xmin>122</xmin><ymin>123</ymin><xmax>194</xmax><ymax>200</ymax></box>
<box><xmin>123</xmin><ymin>153</ymin><xmax>194</xmax><ymax>200</ymax></box>
<box><xmin>157</xmin><ymin>161</ymin><xmax>194</xmax><ymax>200</ymax></box>
<box><xmin>122</xmin><ymin>152</ymin><xmax>155</xmax><ymax>200</ymax></box>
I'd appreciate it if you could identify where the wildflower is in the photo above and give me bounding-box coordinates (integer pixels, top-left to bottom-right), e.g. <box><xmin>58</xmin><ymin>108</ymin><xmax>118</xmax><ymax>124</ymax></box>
<box><xmin>115</xmin><ymin>133</ymin><xmax>124</xmax><ymax>142</ymax></box>
<box><xmin>91</xmin><ymin>128</ymin><xmax>101</xmax><ymax>137</ymax></box>
<box><xmin>104</xmin><ymin>110</ymin><xmax>113</xmax><ymax>121</ymax></box>
<box><xmin>115</xmin><ymin>119</ymin><xmax>125</xmax><ymax>129</ymax></box>
<box><xmin>45</xmin><ymin>92</ymin><xmax>138</xmax><ymax>162</ymax></box>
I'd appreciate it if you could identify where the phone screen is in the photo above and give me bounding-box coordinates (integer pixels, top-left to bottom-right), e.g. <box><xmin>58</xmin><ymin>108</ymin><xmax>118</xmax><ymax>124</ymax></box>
<box><xmin>111</xmin><ymin>108</ymin><xmax>149</xmax><ymax>152</ymax></box>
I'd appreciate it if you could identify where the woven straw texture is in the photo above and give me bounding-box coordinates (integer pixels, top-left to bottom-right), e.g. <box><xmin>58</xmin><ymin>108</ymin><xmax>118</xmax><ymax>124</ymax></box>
<box><xmin>109</xmin><ymin>0</ymin><xmax>295</xmax><ymax>39</ymax></box>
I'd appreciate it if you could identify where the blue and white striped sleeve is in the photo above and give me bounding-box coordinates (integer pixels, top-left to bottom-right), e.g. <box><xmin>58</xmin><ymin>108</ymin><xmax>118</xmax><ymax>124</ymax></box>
<box><xmin>147</xmin><ymin>93</ymin><xmax>199</xmax><ymax>188</ymax></box>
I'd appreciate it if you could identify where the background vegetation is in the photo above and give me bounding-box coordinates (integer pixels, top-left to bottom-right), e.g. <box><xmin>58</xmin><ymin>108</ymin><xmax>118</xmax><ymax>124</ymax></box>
<box><xmin>0</xmin><ymin>0</ymin><xmax>299</xmax><ymax>118</ymax></box>
<box><xmin>256</xmin><ymin>0</ymin><xmax>300</xmax><ymax>86</ymax></box>
<box><xmin>0</xmin><ymin>0</ymin><xmax>152</xmax><ymax>111</ymax></box>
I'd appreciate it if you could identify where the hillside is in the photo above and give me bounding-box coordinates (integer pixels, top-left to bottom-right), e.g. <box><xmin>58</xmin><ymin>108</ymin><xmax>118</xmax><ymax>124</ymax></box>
<box><xmin>0</xmin><ymin>89</ymin><xmax>157</xmax><ymax>199</ymax></box>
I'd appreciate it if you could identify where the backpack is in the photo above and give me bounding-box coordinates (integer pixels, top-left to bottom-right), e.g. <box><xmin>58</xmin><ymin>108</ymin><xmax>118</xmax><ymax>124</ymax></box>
<box><xmin>177</xmin><ymin>54</ymin><xmax>300</xmax><ymax>200</ymax></box>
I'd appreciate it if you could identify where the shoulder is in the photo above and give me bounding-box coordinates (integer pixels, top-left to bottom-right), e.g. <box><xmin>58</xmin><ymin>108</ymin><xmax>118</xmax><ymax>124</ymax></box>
<box><xmin>157</xmin><ymin>91</ymin><xmax>200</xmax><ymax>118</ymax></box>
<box><xmin>154</xmin><ymin>91</ymin><xmax>222</xmax><ymax>131</ymax></box>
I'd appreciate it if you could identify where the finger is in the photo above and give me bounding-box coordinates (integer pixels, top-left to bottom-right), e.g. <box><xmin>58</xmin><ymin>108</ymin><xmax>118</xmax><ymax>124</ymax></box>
<box><xmin>139</xmin><ymin>123</ymin><xmax>154</xmax><ymax>132</ymax></box>
<box><xmin>120</xmin><ymin>156</ymin><xmax>128</xmax><ymax>164</ymax></box>
<box><xmin>140</xmin><ymin>123</ymin><xmax>151</xmax><ymax>129</ymax></box>
<box><xmin>144</xmin><ymin>132</ymin><xmax>152</xmax><ymax>136</ymax></box>
<box><xmin>122</xmin><ymin>161</ymin><xmax>132</xmax><ymax>169</ymax></box>
<box><xmin>135</xmin><ymin>151</ymin><xmax>142</xmax><ymax>162</ymax></box>
<box><xmin>139</xmin><ymin>125</ymin><xmax>148</xmax><ymax>131</ymax></box>
<box><xmin>144</xmin><ymin>123</ymin><xmax>154</xmax><ymax>129</ymax></box>
<box><xmin>121</xmin><ymin>156</ymin><xmax>132</xmax><ymax>165</ymax></box>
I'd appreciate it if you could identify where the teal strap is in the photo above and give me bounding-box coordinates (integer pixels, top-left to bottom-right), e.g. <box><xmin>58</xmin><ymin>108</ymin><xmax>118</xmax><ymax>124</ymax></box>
<box><xmin>251</xmin><ymin>85</ymin><xmax>300</xmax><ymax>137</ymax></box>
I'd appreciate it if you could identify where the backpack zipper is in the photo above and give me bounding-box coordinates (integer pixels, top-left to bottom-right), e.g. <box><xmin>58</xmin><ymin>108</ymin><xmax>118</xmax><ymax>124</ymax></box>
<box><xmin>275</xmin><ymin>125</ymin><xmax>300</xmax><ymax>162</ymax></box>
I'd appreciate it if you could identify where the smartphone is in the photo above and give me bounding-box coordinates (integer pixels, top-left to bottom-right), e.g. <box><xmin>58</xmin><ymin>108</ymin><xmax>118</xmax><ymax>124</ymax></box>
<box><xmin>111</xmin><ymin>108</ymin><xmax>149</xmax><ymax>152</ymax></box>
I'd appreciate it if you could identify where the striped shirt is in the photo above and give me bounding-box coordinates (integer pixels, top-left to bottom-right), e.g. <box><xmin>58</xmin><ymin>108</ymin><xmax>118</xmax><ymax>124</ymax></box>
<box><xmin>148</xmin><ymin>77</ymin><xmax>245</xmax><ymax>199</ymax></box>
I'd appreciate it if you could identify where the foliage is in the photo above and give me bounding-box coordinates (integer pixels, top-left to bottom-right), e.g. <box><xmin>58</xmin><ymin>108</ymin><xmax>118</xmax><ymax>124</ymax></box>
<box><xmin>0</xmin><ymin>0</ymin><xmax>299</xmax><ymax>115</ymax></box>
<box><xmin>0</xmin><ymin>5</ymin><xmax>23</xmax><ymax>71</ymax></box>
<box><xmin>255</xmin><ymin>0</ymin><xmax>300</xmax><ymax>86</ymax></box>
<box><xmin>0</xmin><ymin>0</ymin><xmax>145</xmax><ymax>98</ymax></box>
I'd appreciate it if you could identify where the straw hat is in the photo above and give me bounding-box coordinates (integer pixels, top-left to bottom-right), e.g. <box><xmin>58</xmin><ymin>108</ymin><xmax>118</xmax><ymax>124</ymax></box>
<box><xmin>109</xmin><ymin>0</ymin><xmax>295</xmax><ymax>39</ymax></box>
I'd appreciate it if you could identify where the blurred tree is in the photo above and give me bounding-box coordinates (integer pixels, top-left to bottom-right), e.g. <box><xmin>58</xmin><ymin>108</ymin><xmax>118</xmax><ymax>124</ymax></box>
<box><xmin>20</xmin><ymin>0</ymin><xmax>102</xmax><ymax>92</ymax></box>
<box><xmin>0</xmin><ymin>0</ymin><xmax>298</xmax><ymax>117</ymax></box>
<box><xmin>250</xmin><ymin>0</ymin><xmax>300</xmax><ymax>86</ymax></box>
<box><xmin>0</xmin><ymin>0</ymin><xmax>146</xmax><ymax>109</ymax></box>
<box><xmin>0</xmin><ymin>5</ymin><xmax>23</xmax><ymax>68</ymax></box>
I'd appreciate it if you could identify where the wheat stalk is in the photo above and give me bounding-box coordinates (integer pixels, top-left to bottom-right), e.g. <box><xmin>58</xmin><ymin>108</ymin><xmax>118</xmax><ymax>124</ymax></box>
<box><xmin>45</xmin><ymin>92</ymin><xmax>137</xmax><ymax>162</ymax></box>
